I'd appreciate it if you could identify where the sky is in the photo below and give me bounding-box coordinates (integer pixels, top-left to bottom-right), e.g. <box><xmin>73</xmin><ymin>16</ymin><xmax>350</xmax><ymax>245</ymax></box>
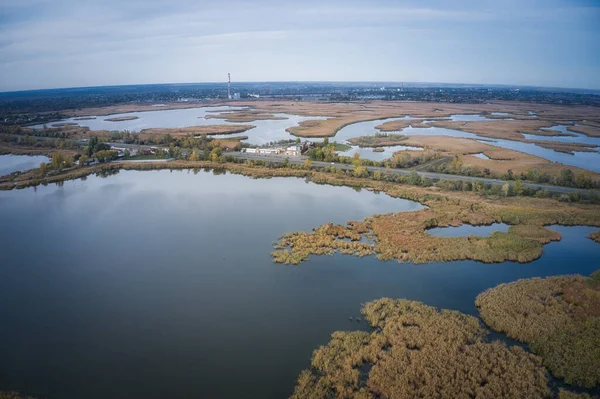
<box><xmin>0</xmin><ymin>0</ymin><xmax>599</xmax><ymax>92</ymax></box>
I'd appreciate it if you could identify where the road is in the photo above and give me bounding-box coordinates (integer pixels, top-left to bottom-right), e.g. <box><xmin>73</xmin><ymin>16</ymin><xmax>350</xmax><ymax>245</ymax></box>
<box><xmin>225</xmin><ymin>152</ymin><xmax>598</xmax><ymax>195</ymax></box>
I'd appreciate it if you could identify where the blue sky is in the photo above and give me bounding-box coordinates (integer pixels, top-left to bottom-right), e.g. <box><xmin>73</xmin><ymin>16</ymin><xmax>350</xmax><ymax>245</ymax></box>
<box><xmin>0</xmin><ymin>0</ymin><xmax>599</xmax><ymax>91</ymax></box>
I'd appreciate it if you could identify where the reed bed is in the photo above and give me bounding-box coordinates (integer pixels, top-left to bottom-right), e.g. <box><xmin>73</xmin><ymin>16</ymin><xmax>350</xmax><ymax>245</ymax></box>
<box><xmin>476</xmin><ymin>271</ymin><xmax>600</xmax><ymax>388</ymax></box>
<box><xmin>290</xmin><ymin>298</ymin><xmax>551</xmax><ymax>399</ymax></box>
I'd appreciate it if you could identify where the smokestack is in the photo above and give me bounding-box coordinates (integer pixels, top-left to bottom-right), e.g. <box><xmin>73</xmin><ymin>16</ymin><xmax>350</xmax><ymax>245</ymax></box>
<box><xmin>228</xmin><ymin>73</ymin><xmax>231</xmax><ymax>100</ymax></box>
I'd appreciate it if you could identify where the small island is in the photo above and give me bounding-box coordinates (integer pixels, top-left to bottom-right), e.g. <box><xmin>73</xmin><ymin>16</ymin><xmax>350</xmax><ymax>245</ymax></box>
<box><xmin>104</xmin><ymin>115</ymin><xmax>139</xmax><ymax>122</ymax></box>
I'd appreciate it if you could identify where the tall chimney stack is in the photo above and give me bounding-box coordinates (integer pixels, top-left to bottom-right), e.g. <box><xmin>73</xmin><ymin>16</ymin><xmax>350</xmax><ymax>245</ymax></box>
<box><xmin>228</xmin><ymin>73</ymin><xmax>231</xmax><ymax>100</ymax></box>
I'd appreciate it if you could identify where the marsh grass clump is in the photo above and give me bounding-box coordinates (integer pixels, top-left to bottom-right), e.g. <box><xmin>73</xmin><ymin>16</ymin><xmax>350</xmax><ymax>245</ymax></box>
<box><xmin>476</xmin><ymin>271</ymin><xmax>600</xmax><ymax>388</ymax></box>
<box><xmin>272</xmin><ymin>223</ymin><xmax>375</xmax><ymax>264</ymax></box>
<box><xmin>290</xmin><ymin>298</ymin><xmax>550</xmax><ymax>399</ymax></box>
<box><xmin>590</xmin><ymin>231</ymin><xmax>600</xmax><ymax>244</ymax></box>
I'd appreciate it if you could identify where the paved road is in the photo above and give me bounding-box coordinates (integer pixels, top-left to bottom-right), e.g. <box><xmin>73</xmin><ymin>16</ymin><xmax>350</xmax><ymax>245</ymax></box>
<box><xmin>225</xmin><ymin>152</ymin><xmax>598</xmax><ymax>195</ymax></box>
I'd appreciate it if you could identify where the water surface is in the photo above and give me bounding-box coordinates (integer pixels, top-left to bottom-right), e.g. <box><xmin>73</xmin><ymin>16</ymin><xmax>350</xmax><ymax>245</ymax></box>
<box><xmin>0</xmin><ymin>171</ymin><xmax>598</xmax><ymax>399</ymax></box>
<box><xmin>0</xmin><ymin>154</ymin><xmax>49</xmax><ymax>175</ymax></box>
<box><xmin>427</xmin><ymin>223</ymin><xmax>509</xmax><ymax>237</ymax></box>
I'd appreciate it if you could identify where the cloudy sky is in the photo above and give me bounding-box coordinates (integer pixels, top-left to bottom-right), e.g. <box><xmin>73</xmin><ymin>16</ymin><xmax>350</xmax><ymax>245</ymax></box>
<box><xmin>1</xmin><ymin>0</ymin><xmax>599</xmax><ymax>91</ymax></box>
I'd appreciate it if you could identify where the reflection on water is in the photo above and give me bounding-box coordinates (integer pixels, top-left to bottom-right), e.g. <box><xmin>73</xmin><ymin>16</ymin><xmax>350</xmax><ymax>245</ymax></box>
<box><xmin>0</xmin><ymin>154</ymin><xmax>49</xmax><ymax>175</ymax></box>
<box><xmin>0</xmin><ymin>171</ymin><xmax>598</xmax><ymax>399</ymax></box>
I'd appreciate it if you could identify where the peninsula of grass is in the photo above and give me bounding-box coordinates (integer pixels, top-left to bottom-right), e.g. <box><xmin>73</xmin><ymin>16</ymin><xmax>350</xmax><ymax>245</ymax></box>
<box><xmin>271</xmin><ymin>185</ymin><xmax>600</xmax><ymax>265</ymax></box>
<box><xmin>291</xmin><ymin>298</ymin><xmax>551</xmax><ymax>399</ymax></box>
<box><xmin>476</xmin><ymin>270</ymin><xmax>600</xmax><ymax>388</ymax></box>
<box><xmin>590</xmin><ymin>231</ymin><xmax>600</xmax><ymax>243</ymax></box>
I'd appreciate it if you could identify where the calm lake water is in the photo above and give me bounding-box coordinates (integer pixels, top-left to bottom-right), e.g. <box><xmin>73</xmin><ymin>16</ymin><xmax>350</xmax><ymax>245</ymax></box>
<box><xmin>1</xmin><ymin>170</ymin><xmax>599</xmax><ymax>399</ymax></box>
<box><xmin>427</xmin><ymin>223</ymin><xmax>509</xmax><ymax>237</ymax></box>
<box><xmin>0</xmin><ymin>154</ymin><xmax>49</xmax><ymax>175</ymax></box>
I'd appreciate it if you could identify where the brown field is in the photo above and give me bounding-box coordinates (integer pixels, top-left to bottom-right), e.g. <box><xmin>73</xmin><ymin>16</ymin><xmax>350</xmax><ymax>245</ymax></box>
<box><xmin>567</xmin><ymin>125</ymin><xmax>600</xmax><ymax>138</ymax></box>
<box><xmin>476</xmin><ymin>271</ymin><xmax>600</xmax><ymax>388</ymax></box>
<box><xmin>104</xmin><ymin>116</ymin><xmax>139</xmax><ymax>122</ymax></box>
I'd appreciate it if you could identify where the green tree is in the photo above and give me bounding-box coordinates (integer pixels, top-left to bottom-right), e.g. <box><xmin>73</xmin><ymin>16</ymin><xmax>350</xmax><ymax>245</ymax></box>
<box><xmin>575</xmin><ymin>172</ymin><xmax>591</xmax><ymax>189</ymax></box>
<box><xmin>189</xmin><ymin>151</ymin><xmax>200</xmax><ymax>161</ymax></box>
<box><xmin>87</xmin><ymin>136</ymin><xmax>98</xmax><ymax>156</ymax></box>
<box><xmin>304</xmin><ymin>159</ymin><xmax>313</xmax><ymax>169</ymax></box>
<box><xmin>282</xmin><ymin>157</ymin><xmax>290</xmax><ymax>167</ymax></box>
<box><xmin>514</xmin><ymin>179</ymin><xmax>524</xmax><ymax>196</ymax></box>
<box><xmin>407</xmin><ymin>171</ymin><xmax>422</xmax><ymax>186</ymax></box>
<box><xmin>559</xmin><ymin>169</ymin><xmax>574</xmax><ymax>186</ymax></box>
<box><xmin>51</xmin><ymin>152</ymin><xmax>65</xmax><ymax>169</ymax></box>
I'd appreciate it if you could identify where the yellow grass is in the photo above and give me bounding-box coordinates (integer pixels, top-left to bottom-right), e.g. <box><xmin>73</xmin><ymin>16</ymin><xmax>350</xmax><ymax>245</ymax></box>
<box><xmin>476</xmin><ymin>271</ymin><xmax>600</xmax><ymax>387</ymax></box>
<box><xmin>291</xmin><ymin>298</ymin><xmax>551</xmax><ymax>399</ymax></box>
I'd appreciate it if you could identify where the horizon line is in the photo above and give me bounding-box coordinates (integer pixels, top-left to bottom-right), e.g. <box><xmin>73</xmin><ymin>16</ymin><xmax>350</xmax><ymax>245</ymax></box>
<box><xmin>1</xmin><ymin>80</ymin><xmax>599</xmax><ymax>96</ymax></box>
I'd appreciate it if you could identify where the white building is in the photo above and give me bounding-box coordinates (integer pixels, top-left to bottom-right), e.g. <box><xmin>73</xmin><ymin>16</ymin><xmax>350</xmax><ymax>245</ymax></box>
<box><xmin>285</xmin><ymin>145</ymin><xmax>302</xmax><ymax>156</ymax></box>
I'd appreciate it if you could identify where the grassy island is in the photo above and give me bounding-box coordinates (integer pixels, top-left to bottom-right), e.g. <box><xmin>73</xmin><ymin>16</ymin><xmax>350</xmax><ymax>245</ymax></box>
<box><xmin>291</xmin><ymin>298</ymin><xmax>551</xmax><ymax>399</ymax></box>
<box><xmin>476</xmin><ymin>271</ymin><xmax>600</xmax><ymax>388</ymax></box>
<box><xmin>291</xmin><ymin>271</ymin><xmax>600</xmax><ymax>398</ymax></box>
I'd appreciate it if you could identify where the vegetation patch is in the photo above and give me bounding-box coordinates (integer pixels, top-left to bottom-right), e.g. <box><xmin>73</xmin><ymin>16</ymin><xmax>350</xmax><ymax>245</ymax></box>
<box><xmin>272</xmin><ymin>183</ymin><xmax>600</xmax><ymax>265</ymax></box>
<box><xmin>476</xmin><ymin>271</ymin><xmax>600</xmax><ymax>388</ymax></box>
<box><xmin>348</xmin><ymin>133</ymin><xmax>410</xmax><ymax>148</ymax></box>
<box><xmin>590</xmin><ymin>231</ymin><xmax>600</xmax><ymax>243</ymax></box>
<box><xmin>290</xmin><ymin>298</ymin><xmax>550</xmax><ymax>399</ymax></box>
<box><xmin>104</xmin><ymin>115</ymin><xmax>139</xmax><ymax>122</ymax></box>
